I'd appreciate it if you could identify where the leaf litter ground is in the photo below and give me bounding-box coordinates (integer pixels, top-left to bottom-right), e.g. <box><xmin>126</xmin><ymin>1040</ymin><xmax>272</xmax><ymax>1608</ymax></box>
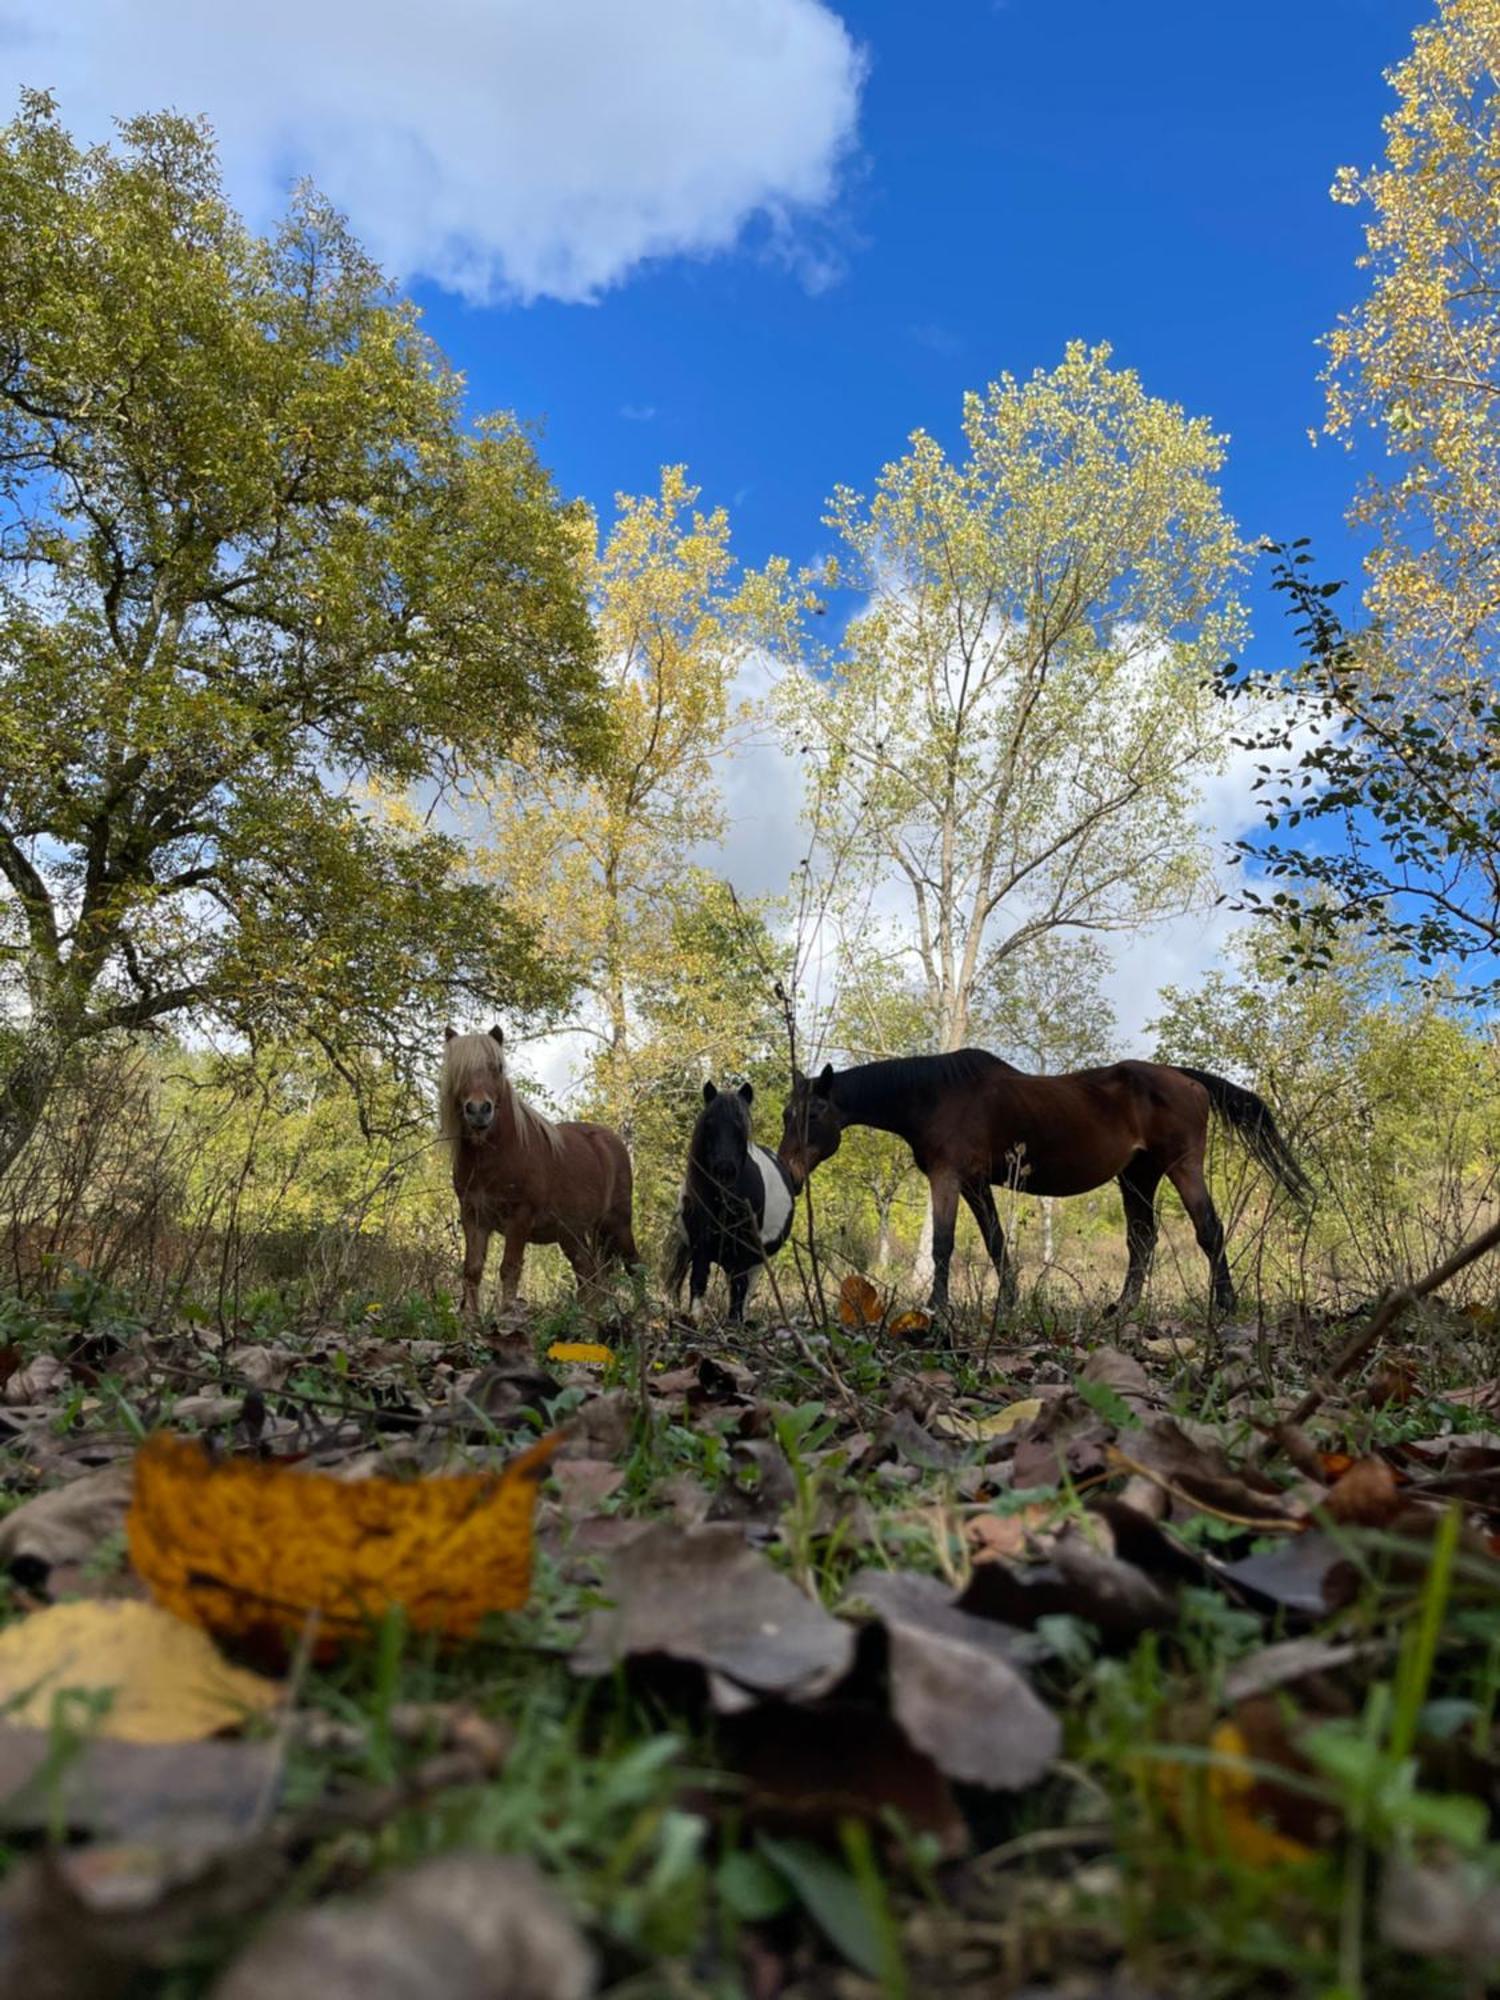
<box><xmin>4</xmin><ymin>1277</ymin><xmax>1500</xmax><ymax>1994</ymax></box>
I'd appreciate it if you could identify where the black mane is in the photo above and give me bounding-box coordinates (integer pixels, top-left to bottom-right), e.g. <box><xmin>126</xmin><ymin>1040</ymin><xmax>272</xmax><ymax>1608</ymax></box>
<box><xmin>832</xmin><ymin>1048</ymin><xmax>1010</xmax><ymax>1121</ymax></box>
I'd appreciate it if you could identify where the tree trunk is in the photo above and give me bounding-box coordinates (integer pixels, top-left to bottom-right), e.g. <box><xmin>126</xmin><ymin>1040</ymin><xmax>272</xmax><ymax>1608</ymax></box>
<box><xmin>0</xmin><ymin>1027</ymin><xmax>66</xmax><ymax>1182</ymax></box>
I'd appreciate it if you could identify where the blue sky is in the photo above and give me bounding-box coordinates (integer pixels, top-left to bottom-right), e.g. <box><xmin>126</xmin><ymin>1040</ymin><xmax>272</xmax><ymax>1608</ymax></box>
<box><xmin>411</xmin><ymin>0</ymin><xmax>1422</xmax><ymax>663</ymax></box>
<box><xmin>0</xmin><ymin>0</ymin><xmax>1435</xmax><ymax>1062</ymax></box>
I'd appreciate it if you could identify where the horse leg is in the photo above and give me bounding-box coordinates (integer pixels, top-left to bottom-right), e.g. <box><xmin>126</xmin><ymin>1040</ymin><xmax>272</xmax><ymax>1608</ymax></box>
<box><xmin>926</xmin><ymin>1170</ymin><xmax>961</xmax><ymax>1313</ymax></box>
<box><xmin>962</xmin><ymin>1180</ymin><xmax>1014</xmax><ymax>1307</ymax></box>
<box><xmin>461</xmin><ymin>1215</ymin><xmax>491</xmax><ymax>1319</ymax></box>
<box><xmin>1163</xmin><ymin>1155</ymin><xmax>1235</xmax><ymax>1314</ymax></box>
<box><xmin>1106</xmin><ymin>1156</ymin><xmax>1164</xmax><ymax>1317</ymax></box>
<box><xmin>498</xmin><ymin>1211</ymin><xmax>533</xmax><ymax>1309</ymax></box>
<box><xmin>727</xmin><ymin>1265</ymin><xmax>751</xmax><ymax>1323</ymax></box>
<box><xmin>688</xmin><ymin>1239</ymin><xmax>713</xmax><ymax>1321</ymax></box>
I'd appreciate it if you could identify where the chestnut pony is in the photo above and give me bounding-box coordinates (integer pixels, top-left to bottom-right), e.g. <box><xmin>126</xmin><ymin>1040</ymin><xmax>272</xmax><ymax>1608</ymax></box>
<box><xmin>778</xmin><ymin>1052</ymin><xmax>1307</xmax><ymax>1316</ymax></box>
<box><xmin>440</xmin><ymin>1027</ymin><xmax>639</xmax><ymax>1315</ymax></box>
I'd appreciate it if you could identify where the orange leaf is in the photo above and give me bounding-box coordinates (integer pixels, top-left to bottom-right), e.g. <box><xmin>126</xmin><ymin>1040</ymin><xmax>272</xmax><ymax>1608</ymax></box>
<box><xmin>837</xmin><ymin>1274</ymin><xmax>883</xmax><ymax>1328</ymax></box>
<box><xmin>545</xmin><ymin>1342</ymin><xmax>615</xmax><ymax>1366</ymax></box>
<box><xmin>887</xmin><ymin>1310</ymin><xmax>933</xmax><ymax>1339</ymax></box>
<box><xmin>127</xmin><ymin>1431</ymin><xmax>560</xmax><ymax>1655</ymax></box>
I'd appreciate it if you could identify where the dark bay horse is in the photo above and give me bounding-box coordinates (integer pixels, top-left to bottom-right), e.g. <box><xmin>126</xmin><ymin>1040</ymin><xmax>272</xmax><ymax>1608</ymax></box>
<box><xmin>778</xmin><ymin>1051</ymin><xmax>1307</xmax><ymax>1315</ymax></box>
<box><xmin>664</xmin><ymin>1080</ymin><xmax>797</xmax><ymax>1322</ymax></box>
<box><xmin>441</xmin><ymin>1027</ymin><xmax>638</xmax><ymax>1315</ymax></box>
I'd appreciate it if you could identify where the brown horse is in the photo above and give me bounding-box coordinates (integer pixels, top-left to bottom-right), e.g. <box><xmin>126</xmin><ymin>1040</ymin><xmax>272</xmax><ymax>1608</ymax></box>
<box><xmin>778</xmin><ymin>1051</ymin><xmax>1307</xmax><ymax>1315</ymax></box>
<box><xmin>440</xmin><ymin>1027</ymin><xmax>639</xmax><ymax>1315</ymax></box>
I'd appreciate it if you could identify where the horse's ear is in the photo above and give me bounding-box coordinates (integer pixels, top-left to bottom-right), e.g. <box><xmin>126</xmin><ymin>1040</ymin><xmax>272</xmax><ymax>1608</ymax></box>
<box><xmin>817</xmin><ymin>1063</ymin><xmax>834</xmax><ymax>1092</ymax></box>
<box><xmin>444</xmin><ymin>1025</ymin><xmax>457</xmax><ymax>1043</ymax></box>
<box><xmin>738</xmin><ymin>1081</ymin><xmax>754</xmax><ymax>1104</ymax></box>
<box><xmin>488</xmin><ymin>1024</ymin><xmax>505</xmax><ymax>1046</ymax></box>
<box><xmin>791</xmin><ymin>1066</ymin><xmax>805</xmax><ymax>1087</ymax></box>
<box><xmin>702</xmin><ymin>1080</ymin><xmax>718</xmax><ymax>1103</ymax></box>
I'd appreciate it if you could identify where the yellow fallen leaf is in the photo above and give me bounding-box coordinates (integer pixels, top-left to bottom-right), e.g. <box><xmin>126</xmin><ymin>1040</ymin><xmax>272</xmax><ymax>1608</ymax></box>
<box><xmin>1143</xmin><ymin>1336</ymin><xmax>1200</xmax><ymax>1360</ymax></box>
<box><xmin>128</xmin><ymin>1430</ymin><xmax>560</xmax><ymax>1656</ymax></box>
<box><xmin>0</xmin><ymin>1599</ymin><xmax>280</xmax><ymax>1743</ymax></box>
<box><xmin>545</xmin><ymin>1342</ymin><xmax>615</xmax><ymax>1366</ymax></box>
<box><xmin>935</xmin><ymin>1397</ymin><xmax>1044</xmax><ymax>1442</ymax></box>
<box><xmin>837</xmin><ymin>1274</ymin><xmax>883</xmax><ymax>1328</ymax></box>
<box><xmin>887</xmin><ymin>1310</ymin><xmax>933</xmax><ymax>1339</ymax></box>
<box><xmin>1149</xmin><ymin>1720</ymin><xmax>1317</xmax><ymax>1870</ymax></box>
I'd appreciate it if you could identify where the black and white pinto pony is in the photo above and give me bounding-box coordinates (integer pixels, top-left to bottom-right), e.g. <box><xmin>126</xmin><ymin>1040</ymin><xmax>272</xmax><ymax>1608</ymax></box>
<box><xmin>665</xmin><ymin>1080</ymin><xmax>797</xmax><ymax>1322</ymax></box>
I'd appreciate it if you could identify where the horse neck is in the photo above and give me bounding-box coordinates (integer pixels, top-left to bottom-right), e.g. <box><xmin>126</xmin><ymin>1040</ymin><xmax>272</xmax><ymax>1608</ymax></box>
<box><xmin>830</xmin><ymin>1061</ymin><xmax>927</xmax><ymax>1144</ymax></box>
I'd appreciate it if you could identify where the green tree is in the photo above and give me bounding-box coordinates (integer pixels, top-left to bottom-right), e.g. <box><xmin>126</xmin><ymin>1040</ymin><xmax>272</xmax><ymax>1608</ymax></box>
<box><xmin>0</xmin><ymin>96</ymin><xmax>604</xmax><ymax>1173</ymax></box>
<box><xmin>768</xmin><ymin>342</ymin><xmax>1245</xmax><ymax>1057</ymax></box>
<box><xmin>1228</xmin><ymin>6</ymin><xmax>1500</xmax><ymax>994</ymax></box>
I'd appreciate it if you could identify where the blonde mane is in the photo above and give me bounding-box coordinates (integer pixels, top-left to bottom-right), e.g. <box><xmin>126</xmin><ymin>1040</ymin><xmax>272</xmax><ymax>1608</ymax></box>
<box><xmin>438</xmin><ymin>1032</ymin><xmax>564</xmax><ymax>1158</ymax></box>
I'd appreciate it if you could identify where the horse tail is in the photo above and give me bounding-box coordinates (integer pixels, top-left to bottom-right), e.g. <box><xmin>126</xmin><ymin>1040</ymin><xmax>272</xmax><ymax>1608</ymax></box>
<box><xmin>1175</xmin><ymin>1066</ymin><xmax>1311</xmax><ymax>1207</ymax></box>
<box><xmin>661</xmin><ymin>1198</ymin><xmax>691</xmax><ymax>1299</ymax></box>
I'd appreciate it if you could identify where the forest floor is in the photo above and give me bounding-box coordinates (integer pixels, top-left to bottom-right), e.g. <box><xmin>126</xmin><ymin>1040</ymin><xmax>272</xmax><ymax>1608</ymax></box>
<box><xmin>2</xmin><ymin>1266</ymin><xmax>1500</xmax><ymax>1998</ymax></box>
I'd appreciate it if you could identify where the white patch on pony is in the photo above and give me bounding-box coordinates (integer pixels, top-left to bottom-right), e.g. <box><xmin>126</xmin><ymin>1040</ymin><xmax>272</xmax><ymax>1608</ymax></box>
<box><xmin>750</xmin><ymin>1143</ymin><xmax>794</xmax><ymax>1250</ymax></box>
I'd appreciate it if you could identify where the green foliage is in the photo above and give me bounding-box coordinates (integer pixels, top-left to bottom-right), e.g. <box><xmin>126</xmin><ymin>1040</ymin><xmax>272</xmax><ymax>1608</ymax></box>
<box><xmin>0</xmin><ymin>93</ymin><xmax>605</xmax><ymax>1169</ymax></box>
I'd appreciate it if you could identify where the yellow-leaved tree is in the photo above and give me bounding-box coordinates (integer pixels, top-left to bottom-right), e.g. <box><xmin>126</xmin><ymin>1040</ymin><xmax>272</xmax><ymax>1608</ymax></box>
<box><xmin>477</xmin><ymin>468</ymin><xmax>783</xmax><ymax>1207</ymax></box>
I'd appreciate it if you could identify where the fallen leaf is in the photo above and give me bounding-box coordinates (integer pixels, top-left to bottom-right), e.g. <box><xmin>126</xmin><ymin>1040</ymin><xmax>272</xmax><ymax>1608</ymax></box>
<box><xmin>1142</xmin><ymin>1336</ymin><xmax>1200</xmax><ymax>1360</ymax></box>
<box><xmin>571</xmin><ymin>1522</ymin><xmax>855</xmax><ymax>1700</ymax></box>
<box><xmin>848</xmin><ymin>1570</ymin><xmax>1059</xmax><ymax>1789</ymax></box>
<box><xmin>0</xmin><ymin>1600</ymin><xmax>280</xmax><ymax>1743</ymax></box>
<box><xmin>544</xmin><ymin>1342</ymin><xmax>614</xmax><ymax>1367</ymax></box>
<box><xmin>887</xmin><ymin>1310</ymin><xmax>933</xmax><ymax>1339</ymax></box>
<box><xmin>211</xmin><ymin>1853</ymin><xmax>594</xmax><ymax>2000</ymax></box>
<box><xmin>1154</xmin><ymin>1718</ymin><xmax>1319</xmax><ymax>1869</ymax></box>
<box><xmin>548</xmin><ymin>1459</ymin><xmax>624</xmax><ymax>1519</ymax></box>
<box><xmin>1321</xmin><ymin>1456</ymin><xmax>1403</xmax><ymax>1528</ymax></box>
<box><xmin>0</xmin><ymin>1726</ymin><xmax>282</xmax><ymax>1841</ymax></box>
<box><xmin>723</xmin><ymin>1701</ymin><xmax>968</xmax><ymax>1856</ymax></box>
<box><xmin>1215</xmin><ymin>1533</ymin><xmax>1361</xmax><ymax>1618</ymax></box>
<box><xmin>959</xmin><ymin>1527</ymin><xmax>1177</xmax><ymax>1641</ymax></box>
<box><xmin>127</xmin><ymin>1431</ymin><xmax>559</xmax><ymax>1651</ymax></box>
<box><xmin>934</xmin><ymin>1397</ymin><xmax>1043</xmax><ymax>1443</ymax></box>
<box><xmin>1080</xmin><ymin>1347</ymin><xmax>1155</xmax><ymax>1412</ymax></box>
<box><xmin>1380</xmin><ymin>1855</ymin><xmax>1500</xmax><ymax>1965</ymax></box>
<box><xmin>965</xmin><ymin>1504</ymin><xmax>1056</xmax><ymax>1564</ymax></box>
<box><xmin>1224</xmin><ymin>1637</ymin><xmax>1380</xmax><ymax>1706</ymax></box>
<box><xmin>837</xmin><ymin>1274</ymin><xmax>883</xmax><ymax>1328</ymax></box>
<box><xmin>0</xmin><ymin>1461</ymin><xmax>134</xmax><ymax>1583</ymax></box>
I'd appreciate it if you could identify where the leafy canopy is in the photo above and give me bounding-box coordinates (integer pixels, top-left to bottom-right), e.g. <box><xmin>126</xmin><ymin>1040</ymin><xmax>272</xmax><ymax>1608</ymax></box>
<box><xmin>0</xmin><ymin>94</ymin><xmax>605</xmax><ymax>1155</ymax></box>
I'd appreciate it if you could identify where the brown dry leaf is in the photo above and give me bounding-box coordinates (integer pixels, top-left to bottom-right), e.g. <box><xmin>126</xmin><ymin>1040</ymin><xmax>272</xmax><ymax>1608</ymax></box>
<box><xmin>0</xmin><ymin>1725</ymin><xmax>283</xmax><ymax>1842</ymax></box>
<box><xmin>722</xmin><ymin>1701</ymin><xmax>969</xmax><ymax>1857</ymax></box>
<box><xmin>1381</xmin><ymin>1855</ymin><xmax>1500</xmax><ymax>1965</ymax></box>
<box><xmin>934</xmin><ymin>1398</ymin><xmax>1044</xmax><ymax>1443</ymax></box>
<box><xmin>0</xmin><ymin>1601</ymin><xmax>280</xmax><ymax>1743</ymax></box>
<box><xmin>571</xmin><ymin>1522</ymin><xmax>854</xmax><ymax>1700</ymax></box>
<box><xmin>959</xmin><ymin>1526</ymin><xmax>1176</xmax><ymax>1641</ymax></box>
<box><xmin>0</xmin><ymin>1461</ymin><xmax>134</xmax><ymax>1582</ymax></box>
<box><xmin>887</xmin><ymin>1309</ymin><xmax>933</xmax><ymax>1339</ymax></box>
<box><xmin>1321</xmin><ymin>1456</ymin><xmax>1403</xmax><ymax>1527</ymax></box>
<box><xmin>1080</xmin><ymin>1346</ymin><xmax>1156</xmax><ymax>1412</ymax></box>
<box><xmin>1216</xmin><ymin>1532</ymin><xmax>1362</xmax><ymax>1618</ymax></box>
<box><xmin>127</xmin><ymin>1430</ymin><xmax>559</xmax><ymax>1651</ymax></box>
<box><xmin>965</xmin><ymin>1504</ymin><xmax>1057</xmax><ymax>1564</ymax></box>
<box><xmin>548</xmin><ymin>1459</ymin><xmax>625</xmax><ymax>1520</ymax></box>
<box><xmin>848</xmin><ymin>1570</ymin><xmax>1059</xmax><ymax>1790</ymax></box>
<box><xmin>211</xmin><ymin>1853</ymin><xmax>594</xmax><ymax>2000</ymax></box>
<box><xmin>1142</xmin><ymin>1335</ymin><xmax>1200</xmax><ymax>1360</ymax></box>
<box><xmin>837</xmin><ymin>1273</ymin><xmax>883</xmax><ymax>1328</ymax></box>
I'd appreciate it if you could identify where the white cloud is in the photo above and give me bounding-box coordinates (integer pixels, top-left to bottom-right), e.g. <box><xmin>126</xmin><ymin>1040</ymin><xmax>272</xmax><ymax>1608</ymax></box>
<box><xmin>3</xmin><ymin>0</ymin><xmax>865</xmax><ymax>303</ymax></box>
